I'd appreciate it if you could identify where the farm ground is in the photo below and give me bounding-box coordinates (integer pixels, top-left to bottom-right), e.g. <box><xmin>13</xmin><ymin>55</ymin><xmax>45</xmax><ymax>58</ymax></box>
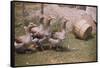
<box><xmin>15</xmin><ymin>33</ymin><xmax>97</xmax><ymax>66</ymax></box>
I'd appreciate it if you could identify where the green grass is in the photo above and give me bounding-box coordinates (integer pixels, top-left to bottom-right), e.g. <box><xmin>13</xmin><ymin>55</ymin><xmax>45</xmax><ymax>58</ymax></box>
<box><xmin>15</xmin><ymin>33</ymin><xmax>97</xmax><ymax>66</ymax></box>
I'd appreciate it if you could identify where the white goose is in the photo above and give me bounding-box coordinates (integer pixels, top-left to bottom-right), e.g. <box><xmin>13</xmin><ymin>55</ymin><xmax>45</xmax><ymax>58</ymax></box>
<box><xmin>15</xmin><ymin>26</ymin><xmax>34</xmax><ymax>53</ymax></box>
<box><xmin>30</xmin><ymin>15</ymin><xmax>45</xmax><ymax>35</ymax></box>
<box><xmin>37</xmin><ymin>16</ymin><xmax>55</xmax><ymax>50</ymax></box>
<box><xmin>48</xmin><ymin>18</ymin><xmax>68</xmax><ymax>49</ymax></box>
<box><xmin>48</xmin><ymin>38</ymin><xmax>61</xmax><ymax>49</ymax></box>
<box><xmin>43</xmin><ymin>15</ymin><xmax>55</xmax><ymax>37</ymax></box>
<box><xmin>53</xmin><ymin>18</ymin><xmax>68</xmax><ymax>40</ymax></box>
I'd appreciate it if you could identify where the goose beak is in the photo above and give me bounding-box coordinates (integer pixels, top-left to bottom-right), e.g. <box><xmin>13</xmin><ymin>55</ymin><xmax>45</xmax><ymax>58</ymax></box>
<box><xmin>28</xmin><ymin>23</ymin><xmax>37</xmax><ymax>28</ymax></box>
<box><xmin>48</xmin><ymin>15</ymin><xmax>56</xmax><ymax>20</ymax></box>
<box><xmin>32</xmin><ymin>24</ymin><xmax>37</xmax><ymax>27</ymax></box>
<box><xmin>49</xmin><ymin>16</ymin><xmax>56</xmax><ymax>19</ymax></box>
<box><xmin>63</xmin><ymin>17</ymin><xmax>69</xmax><ymax>23</ymax></box>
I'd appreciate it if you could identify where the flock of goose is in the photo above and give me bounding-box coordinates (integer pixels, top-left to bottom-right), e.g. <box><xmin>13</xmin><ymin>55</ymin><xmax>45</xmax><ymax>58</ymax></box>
<box><xmin>15</xmin><ymin>14</ymin><xmax>68</xmax><ymax>53</ymax></box>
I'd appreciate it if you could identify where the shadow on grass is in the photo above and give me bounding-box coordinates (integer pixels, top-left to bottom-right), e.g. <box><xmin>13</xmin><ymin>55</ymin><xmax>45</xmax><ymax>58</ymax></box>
<box><xmin>16</xmin><ymin>45</ymin><xmax>79</xmax><ymax>54</ymax></box>
<box><xmin>53</xmin><ymin>46</ymin><xmax>78</xmax><ymax>52</ymax></box>
<box><xmin>37</xmin><ymin>45</ymin><xmax>79</xmax><ymax>52</ymax></box>
<box><xmin>16</xmin><ymin>49</ymin><xmax>38</xmax><ymax>54</ymax></box>
<box><xmin>75</xmin><ymin>34</ymin><xmax>94</xmax><ymax>41</ymax></box>
<box><xmin>85</xmin><ymin>35</ymin><xmax>94</xmax><ymax>41</ymax></box>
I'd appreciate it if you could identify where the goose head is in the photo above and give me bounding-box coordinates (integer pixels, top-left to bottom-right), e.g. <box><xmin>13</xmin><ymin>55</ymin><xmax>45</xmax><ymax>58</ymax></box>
<box><xmin>28</xmin><ymin>22</ymin><xmax>37</xmax><ymax>28</ymax></box>
<box><xmin>46</xmin><ymin>15</ymin><xmax>55</xmax><ymax>26</ymax></box>
<box><xmin>24</xmin><ymin>26</ymin><xmax>31</xmax><ymax>34</ymax></box>
<box><xmin>28</xmin><ymin>22</ymin><xmax>37</xmax><ymax>32</ymax></box>
<box><xmin>15</xmin><ymin>37</ymin><xmax>22</xmax><ymax>43</ymax></box>
<box><xmin>39</xmin><ymin>14</ymin><xmax>45</xmax><ymax>24</ymax></box>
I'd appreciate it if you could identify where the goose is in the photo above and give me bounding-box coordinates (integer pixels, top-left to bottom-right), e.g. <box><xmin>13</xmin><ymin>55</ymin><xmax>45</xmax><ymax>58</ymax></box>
<box><xmin>36</xmin><ymin>15</ymin><xmax>55</xmax><ymax>50</ymax></box>
<box><xmin>30</xmin><ymin>15</ymin><xmax>45</xmax><ymax>35</ymax></box>
<box><xmin>48</xmin><ymin>18</ymin><xmax>68</xmax><ymax>49</ymax></box>
<box><xmin>28</xmin><ymin>22</ymin><xmax>37</xmax><ymax>32</ymax></box>
<box><xmin>25</xmin><ymin>15</ymin><xmax>45</xmax><ymax>51</ymax></box>
<box><xmin>30</xmin><ymin>15</ymin><xmax>55</xmax><ymax>50</ymax></box>
<box><xmin>15</xmin><ymin>26</ymin><xmax>35</xmax><ymax>53</ymax></box>
<box><xmin>34</xmin><ymin>16</ymin><xmax>54</xmax><ymax>50</ymax></box>
<box><xmin>42</xmin><ymin>15</ymin><xmax>55</xmax><ymax>37</ymax></box>
<box><xmin>29</xmin><ymin>15</ymin><xmax>55</xmax><ymax>37</ymax></box>
<box><xmin>53</xmin><ymin>18</ymin><xmax>68</xmax><ymax>40</ymax></box>
<box><xmin>48</xmin><ymin>37</ymin><xmax>61</xmax><ymax>49</ymax></box>
<box><xmin>28</xmin><ymin>15</ymin><xmax>55</xmax><ymax>39</ymax></box>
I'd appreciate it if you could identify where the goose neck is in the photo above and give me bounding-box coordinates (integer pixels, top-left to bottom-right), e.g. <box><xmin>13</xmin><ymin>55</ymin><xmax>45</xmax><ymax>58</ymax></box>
<box><xmin>39</xmin><ymin>24</ymin><xmax>44</xmax><ymax>29</ymax></box>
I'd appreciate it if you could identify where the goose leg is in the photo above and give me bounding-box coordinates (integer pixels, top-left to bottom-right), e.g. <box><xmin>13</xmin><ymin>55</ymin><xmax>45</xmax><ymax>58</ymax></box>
<box><xmin>49</xmin><ymin>44</ymin><xmax>52</xmax><ymax>49</ymax></box>
<box><xmin>55</xmin><ymin>45</ymin><xmax>59</xmax><ymax>50</ymax></box>
<box><xmin>36</xmin><ymin>41</ymin><xmax>44</xmax><ymax>51</ymax></box>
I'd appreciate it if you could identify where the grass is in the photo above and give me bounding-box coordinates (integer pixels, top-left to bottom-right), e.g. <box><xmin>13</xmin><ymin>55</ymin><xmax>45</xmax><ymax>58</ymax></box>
<box><xmin>14</xmin><ymin>3</ymin><xmax>97</xmax><ymax>66</ymax></box>
<box><xmin>15</xmin><ymin>33</ymin><xmax>97</xmax><ymax>66</ymax></box>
